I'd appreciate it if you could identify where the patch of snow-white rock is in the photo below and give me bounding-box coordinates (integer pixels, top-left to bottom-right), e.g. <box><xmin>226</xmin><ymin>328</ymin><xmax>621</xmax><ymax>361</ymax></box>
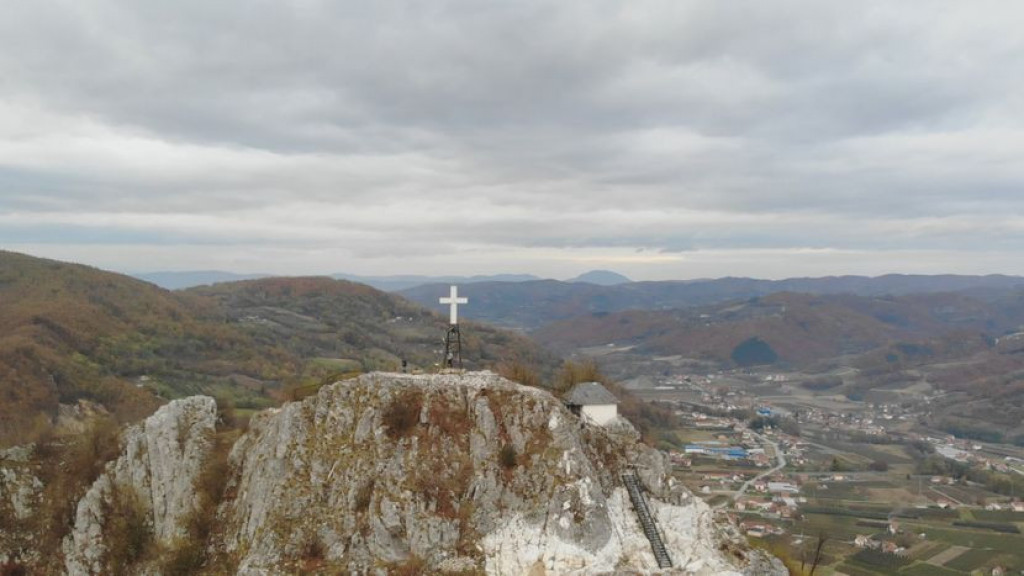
<box><xmin>481</xmin><ymin>488</ymin><xmax>743</xmax><ymax>576</ymax></box>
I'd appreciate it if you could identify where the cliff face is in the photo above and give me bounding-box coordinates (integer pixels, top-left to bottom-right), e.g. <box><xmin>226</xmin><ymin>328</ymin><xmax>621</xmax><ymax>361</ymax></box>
<box><xmin>218</xmin><ymin>372</ymin><xmax>736</xmax><ymax>575</ymax></box>
<box><xmin>5</xmin><ymin>372</ymin><xmax>784</xmax><ymax>575</ymax></box>
<box><xmin>63</xmin><ymin>396</ymin><xmax>217</xmax><ymax>574</ymax></box>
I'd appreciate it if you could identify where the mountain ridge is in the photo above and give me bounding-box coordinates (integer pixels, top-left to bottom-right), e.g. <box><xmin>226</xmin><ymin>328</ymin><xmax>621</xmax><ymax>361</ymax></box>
<box><xmin>133</xmin><ymin>270</ymin><xmax>545</xmax><ymax>291</ymax></box>
<box><xmin>569</xmin><ymin>270</ymin><xmax>632</xmax><ymax>285</ymax></box>
<box><xmin>400</xmin><ymin>274</ymin><xmax>1024</xmax><ymax>330</ymax></box>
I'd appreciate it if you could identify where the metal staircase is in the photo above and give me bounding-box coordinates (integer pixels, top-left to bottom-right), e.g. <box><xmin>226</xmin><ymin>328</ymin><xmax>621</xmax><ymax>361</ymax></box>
<box><xmin>622</xmin><ymin>471</ymin><xmax>673</xmax><ymax>568</ymax></box>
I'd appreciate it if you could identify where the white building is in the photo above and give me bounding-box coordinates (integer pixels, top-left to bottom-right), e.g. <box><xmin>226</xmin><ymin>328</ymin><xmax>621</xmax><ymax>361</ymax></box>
<box><xmin>564</xmin><ymin>381</ymin><xmax>619</xmax><ymax>426</ymax></box>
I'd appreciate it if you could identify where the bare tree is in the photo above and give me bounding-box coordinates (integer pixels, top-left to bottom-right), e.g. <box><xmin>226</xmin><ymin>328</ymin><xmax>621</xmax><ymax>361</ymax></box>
<box><xmin>808</xmin><ymin>531</ymin><xmax>828</xmax><ymax>576</ymax></box>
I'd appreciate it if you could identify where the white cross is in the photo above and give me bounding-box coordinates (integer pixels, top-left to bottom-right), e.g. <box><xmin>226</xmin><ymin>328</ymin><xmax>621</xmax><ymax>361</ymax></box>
<box><xmin>439</xmin><ymin>285</ymin><xmax>468</xmax><ymax>325</ymax></box>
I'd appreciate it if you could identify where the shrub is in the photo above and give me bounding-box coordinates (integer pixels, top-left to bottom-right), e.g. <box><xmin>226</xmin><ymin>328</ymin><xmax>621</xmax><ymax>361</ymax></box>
<box><xmin>496</xmin><ymin>361</ymin><xmax>540</xmax><ymax>389</ymax></box>
<box><xmin>32</xmin><ymin>416</ymin><xmax>123</xmax><ymax>561</ymax></box>
<box><xmin>556</xmin><ymin>360</ymin><xmax>603</xmax><ymax>394</ymax></box>
<box><xmin>383</xmin><ymin>389</ymin><xmax>423</xmax><ymax>440</ymax></box>
<box><xmin>499</xmin><ymin>445</ymin><xmax>518</xmax><ymax>470</ymax></box>
<box><xmin>102</xmin><ymin>484</ymin><xmax>152</xmax><ymax>573</ymax></box>
<box><xmin>354</xmin><ymin>480</ymin><xmax>374</xmax><ymax>512</ymax></box>
<box><xmin>163</xmin><ymin>432</ymin><xmax>232</xmax><ymax>574</ymax></box>
<box><xmin>163</xmin><ymin>543</ymin><xmax>205</xmax><ymax>576</ymax></box>
<box><xmin>214</xmin><ymin>395</ymin><xmax>236</xmax><ymax>430</ymax></box>
<box><xmin>299</xmin><ymin>534</ymin><xmax>326</xmax><ymax>572</ymax></box>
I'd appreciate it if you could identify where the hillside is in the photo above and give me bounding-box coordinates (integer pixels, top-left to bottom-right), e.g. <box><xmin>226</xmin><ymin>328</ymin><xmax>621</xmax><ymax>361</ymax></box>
<box><xmin>535</xmin><ymin>291</ymin><xmax>1024</xmax><ymax>438</ymax></box>
<box><xmin>0</xmin><ymin>250</ymin><xmax>236</xmax><ymax>445</ymax></box>
<box><xmin>186</xmin><ymin>277</ymin><xmax>559</xmax><ymax>383</ymax></box>
<box><xmin>0</xmin><ymin>252</ymin><xmax>557</xmax><ymax>447</ymax></box>
<box><xmin>533</xmin><ymin>292</ymin><xmax>1024</xmax><ymax>367</ymax></box>
<box><xmin>400</xmin><ymin>275</ymin><xmax>1024</xmax><ymax>330</ymax></box>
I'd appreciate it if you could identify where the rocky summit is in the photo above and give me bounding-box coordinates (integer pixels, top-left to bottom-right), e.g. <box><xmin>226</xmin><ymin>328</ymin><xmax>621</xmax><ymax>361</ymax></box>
<box><xmin>5</xmin><ymin>371</ymin><xmax>784</xmax><ymax>575</ymax></box>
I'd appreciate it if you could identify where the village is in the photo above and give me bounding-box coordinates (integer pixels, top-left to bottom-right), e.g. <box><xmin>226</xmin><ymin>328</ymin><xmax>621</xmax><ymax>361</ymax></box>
<box><xmin>611</xmin><ymin>368</ymin><xmax>1024</xmax><ymax>576</ymax></box>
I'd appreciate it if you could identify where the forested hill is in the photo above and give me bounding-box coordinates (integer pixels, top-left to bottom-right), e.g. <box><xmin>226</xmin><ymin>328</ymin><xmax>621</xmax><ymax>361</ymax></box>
<box><xmin>0</xmin><ymin>251</ymin><xmax>557</xmax><ymax>447</ymax></box>
<box><xmin>184</xmin><ymin>277</ymin><xmax>558</xmax><ymax>383</ymax></box>
<box><xmin>532</xmin><ymin>291</ymin><xmax>1024</xmax><ymax>366</ymax></box>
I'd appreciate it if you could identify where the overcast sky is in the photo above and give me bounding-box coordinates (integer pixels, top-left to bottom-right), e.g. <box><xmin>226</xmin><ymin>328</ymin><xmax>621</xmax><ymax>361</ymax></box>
<box><xmin>2</xmin><ymin>1</ymin><xmax>1023</xmax><ymax>280</ymax></box>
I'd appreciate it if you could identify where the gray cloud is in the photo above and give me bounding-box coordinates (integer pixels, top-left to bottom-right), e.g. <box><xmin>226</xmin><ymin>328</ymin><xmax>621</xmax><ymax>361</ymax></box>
<box><xmin>1</xmin><ymin>0</ymin><xmax>1023</xmax><ymax>278</ymax></box>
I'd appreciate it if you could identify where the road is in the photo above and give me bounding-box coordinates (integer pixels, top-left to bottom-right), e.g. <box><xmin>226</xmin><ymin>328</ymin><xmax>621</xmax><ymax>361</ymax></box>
<box><xmin>715</xmin><ymin>431</ymin><xmax>787</xmax><ymax>508</ymax></box>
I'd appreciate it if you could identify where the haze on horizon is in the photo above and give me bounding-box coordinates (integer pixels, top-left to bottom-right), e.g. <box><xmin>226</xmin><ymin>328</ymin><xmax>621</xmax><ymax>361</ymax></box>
<box><xmin>2</xmin><ymin>1</ymin><xmax>1024</xmax><ymax>282</ymax></box>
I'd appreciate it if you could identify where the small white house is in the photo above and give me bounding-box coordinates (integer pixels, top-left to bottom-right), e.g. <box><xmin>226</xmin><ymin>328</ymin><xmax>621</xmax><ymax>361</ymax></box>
<box><xmin>564</xmin><ymin>381</ymin><xmax>619</xmax><ymax>426</ymax></box>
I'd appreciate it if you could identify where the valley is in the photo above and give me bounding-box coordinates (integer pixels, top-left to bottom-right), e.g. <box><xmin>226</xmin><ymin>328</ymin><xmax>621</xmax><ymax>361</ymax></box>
<box><xmin>561</xmin><ymin>343</ymin><xmax>1024</xmax><ymax>575</ymax></box>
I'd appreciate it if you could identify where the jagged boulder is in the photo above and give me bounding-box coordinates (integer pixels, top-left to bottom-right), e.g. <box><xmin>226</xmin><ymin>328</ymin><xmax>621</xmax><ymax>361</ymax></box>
<box><xmin>63</xmin><ymin>396</ymin><xmax>217</xmax><ymax>575</ymax></box>
<box><xmin>217</xmin><ymin>371</ymin><xmax>752</xmax><ymax>575</ymax></box>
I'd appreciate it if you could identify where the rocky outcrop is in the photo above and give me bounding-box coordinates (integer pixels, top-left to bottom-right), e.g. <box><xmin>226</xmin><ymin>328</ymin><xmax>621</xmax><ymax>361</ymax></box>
<box><xmin>0</xmin><ymin>445</ymin><xmax>43</xmax><ymax>568</ymax></box>
<box><xmin>63</xmin><ymin>396</ymin><xmax>217</xmax><ymax>575</ymax></box>
<box><xmin>217</xmin><ymin>371</ymin><xmax>753</xmax><ymax>575</ymax></box>
<box><xmin>8</xmin><ymin>372</ymin><xmax>783</xmax><ymax>575</ymax></box>
<box><xmin>0</xmin><ymin>446</ymin><xmax>41</xmax><ymax>522</ymax></box>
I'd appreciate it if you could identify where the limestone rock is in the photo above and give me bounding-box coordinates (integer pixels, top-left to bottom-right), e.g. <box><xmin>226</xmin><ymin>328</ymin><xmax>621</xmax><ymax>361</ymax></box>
<box><xmin>62</xmin><ymin>396</ymin><xmax>217</xmax><ymax>575</ymax></box>
<box><xmin>216</xmin><ymin>371</ymin><xmax>758</xmax><ymax>575</ymax></box>
<box><xmin>0</xmin><ymin>445</ymin><xmax>44</xmax><ymax>568</ymax></box>
<box><xmin>18</xmin><ymin>371</ymin><xmax>783</xmax><ymax>576</ymax></box>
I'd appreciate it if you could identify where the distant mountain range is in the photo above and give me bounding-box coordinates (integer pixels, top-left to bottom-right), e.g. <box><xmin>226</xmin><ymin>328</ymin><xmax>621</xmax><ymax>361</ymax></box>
<box><xmin>134</xmin><ymin>269</ymin><xmax>639</xmax><ymax>291</ymax></box>
<box><xmin>132</xmin><ymin>270</ymin><xmax>271</xmax><ymax>289</ymax></box>
<box><xmin>333</xmin><ymin>273</ymin><xmax>543</xmax><ymax>292</ymax></box>
<box><xmin>399</xmin><ymin>274</ymin><xmax>1024</xmax><ymax>331</ymax></box>
<box><xmin>568</xmin><ymin>270</ymin><xmax>632</xmax><ymax>285</ymax></box>
<box><xmin>133</xmin><ymin>270</ymin><xmax>546</xmax><ymax>291</ymax></box>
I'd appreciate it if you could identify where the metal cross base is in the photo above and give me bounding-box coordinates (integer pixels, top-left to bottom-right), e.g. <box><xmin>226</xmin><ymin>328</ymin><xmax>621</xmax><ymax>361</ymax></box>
<box><xmin>442</xmin><ymin>324</ymin><xmax>463</xmax><ymax>370</ymax></box>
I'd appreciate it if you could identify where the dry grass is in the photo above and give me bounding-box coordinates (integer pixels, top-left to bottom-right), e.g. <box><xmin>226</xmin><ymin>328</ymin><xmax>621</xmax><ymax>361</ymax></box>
<box><xmin>162</xmin><ymin>430</ymin><xmax>234</xmax><ymax>575</ymax></box>
<box><xmin>496</xmin><ymin>361</ymin><xmax>541</xmax><ymax>389</ymax></box>
<box><xmin>556</xmin><ymin>360</ymin><xmax>603</xmax><ymax>394</ymax></box>
<box><xmin>31</xmin><ymin>417</ymin><xmax>122</xmax><ymax>566</ymax></box>
<box><xmin>428</xmin><ymin>395</ymin><xmax>473</xmax><ymax>439</ymax></box>
<box><xmin>101</xmin><ymin>483</ymin><xmax>153</xmax><ymax>573</ymax></box>
<box><xmin>386</xmin><ymin>555</ymin><xmax>428</xmax><ymax>576</ymax></box>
